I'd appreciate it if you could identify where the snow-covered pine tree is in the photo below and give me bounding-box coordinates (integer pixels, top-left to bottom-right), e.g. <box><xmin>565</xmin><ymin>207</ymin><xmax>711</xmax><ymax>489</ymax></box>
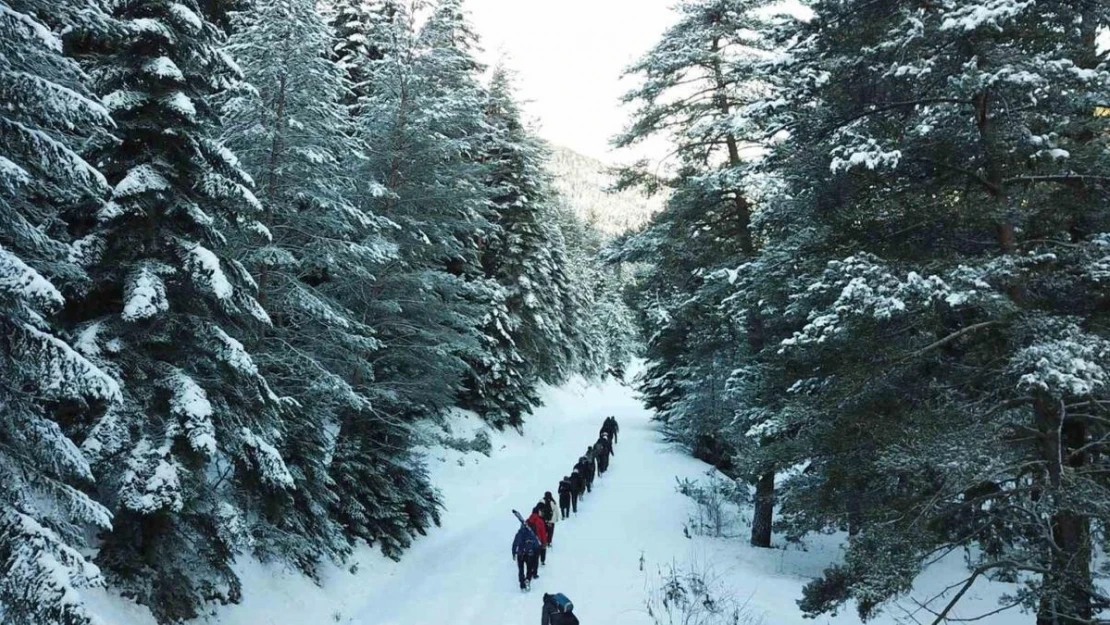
<box><xmin>220</xmin><ymin>0</ymin><xmax>440</xmax><ymax>567</ymax></box>
<box><xmin>195</xmin><ymin>0</ymin><xmax>246</xmax><ymax>31</ymax></box>
<box><xmin>0</xmin><ymin>3</ymin><xmax>123</xmax><ymax>624</ymax></box>
<box><xmin>351</xmin><ymin>0</ymin><xmax>496</xmax><ymax>426</ymax></box>
<box><xmin>548</xmin><ymin>166</ymin><xmax>643</xmax><ymax>381</ymax></box>
<box><xmin>617</xmin><ymin>0</ymin><xmax>779</xmax><ymax>546</ymax></box>
<box><xmin>460</xmin><ymin>65</ymin><xmax>578</xmax><ymax>426</ymax></box>
<box><xmin>327</xmin><ymin>0</ymin><xmax>398</xmax><ymax>112</ymax></box>
<box><xmin>731</xmin><ymin>1</ymin><xmax>1110</xmax><ymax>622</ymax></box>
<box><xmin>66</xmin><ymin>1</ymin><xmax>297</xmax><ymax>620</ymax></box>
<box><xmin>616</xmin><ymin>178</ymin><xmax>751</xmax><ymax>471</ymax></box>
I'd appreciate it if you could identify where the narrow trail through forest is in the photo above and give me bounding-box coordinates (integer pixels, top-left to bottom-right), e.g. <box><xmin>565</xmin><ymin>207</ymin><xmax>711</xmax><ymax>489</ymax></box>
<box><xmin>351</xmin><ymin>374</ymin><xmax>683</xmax><ymax>624</ymax></box>
<box><xmin>196</xmin><ymin>374</ymin><xmax>1018</xmax><ymax>625</ymax></box>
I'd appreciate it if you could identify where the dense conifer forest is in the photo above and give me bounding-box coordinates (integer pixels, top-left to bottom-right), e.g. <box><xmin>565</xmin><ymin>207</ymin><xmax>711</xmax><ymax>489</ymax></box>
<box><xmin>0</xmin><ymin>1</ymin><xmax>635</xmax><ymax>622</ymax></box>
<box><xmin>618</xmin><ymin>1</ymin><xmax>1110</xmax><ymax>623</ymax></box>
<box><xmin>5</xmin><ymin>0</ymin><xmax>1110</xmax><ymax>623</ymax></box>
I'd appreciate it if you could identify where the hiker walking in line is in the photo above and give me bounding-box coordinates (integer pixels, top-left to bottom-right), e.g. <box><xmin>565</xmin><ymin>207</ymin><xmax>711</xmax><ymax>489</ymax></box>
<box><xmin>601</xmin><ymin>416</ymin><xmax>619</xmax><ymax>445</ymax></box>
<box><xmin>584</xmin><ymin>446</ymin><xmax>596</xmax><ymax>488</ymax></box>
<box><xmin>557</xmin><ymin>476</ymin><xmax>572</xmax><ymax>519</ymax></box>
<box><xmin>569</xmin><ymin>468</ymin><xmax>584</xmax><ymax>514</ymax></box>
<box><xmin>527</xmin><ymin>505</ymin><xmax>550</xmax><ymax>567</ymax></box>
<box><xmin>541</xmin><ymin>593</ymin><xmax>580</xmax><ymax>625</ymax></box>
<box><xmin>542</xmin><ymin>491</ymin><xmax>558</xmax><ymax>546</ymax></box>
<box><xmin>512</xmin><ymin>521</ymin><xmax>541</xmax><ymax>590</ymax></box>
<box><xmin>595</xmin><ymin>433</ymin><xmax>613</xmax><ymax>475</ymax></box>
<box><xmin>576</xmin><ymin>454</ymin><xmax>592</xmax><ymax>493</ymax></box>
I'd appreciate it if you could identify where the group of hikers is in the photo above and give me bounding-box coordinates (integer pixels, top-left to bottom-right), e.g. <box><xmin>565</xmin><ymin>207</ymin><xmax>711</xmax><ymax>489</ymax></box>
<box><xmin>511</xmin><ymin>417</ymin><xmax>621</xmax><ymax>623</ymax></box>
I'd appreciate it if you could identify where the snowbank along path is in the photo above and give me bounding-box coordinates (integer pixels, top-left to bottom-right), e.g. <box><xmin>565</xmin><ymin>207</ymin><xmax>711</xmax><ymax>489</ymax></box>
<box><xmin>173</xmin><ymin>371</ymin><xmax>1021</xmax><ymax>625</ymax></box>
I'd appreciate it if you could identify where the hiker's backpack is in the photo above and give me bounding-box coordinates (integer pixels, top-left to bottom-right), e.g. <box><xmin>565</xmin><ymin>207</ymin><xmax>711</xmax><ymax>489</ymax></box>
<box><xmin>551</xmin><ymin>593</ymin><xmax>573</xmax><ymax>614</ymax></box>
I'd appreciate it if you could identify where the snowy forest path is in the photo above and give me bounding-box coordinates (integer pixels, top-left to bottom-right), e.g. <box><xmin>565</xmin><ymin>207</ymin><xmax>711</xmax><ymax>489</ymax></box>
<box><xmin>159</xmin><ymin>372</ymin><xmax>1022</xmax><ymax>625</ymax></box>
<box><xmin>343</xmin><ymin>372</ymin><xmax>710</xmax><ymax>625</ymax></box>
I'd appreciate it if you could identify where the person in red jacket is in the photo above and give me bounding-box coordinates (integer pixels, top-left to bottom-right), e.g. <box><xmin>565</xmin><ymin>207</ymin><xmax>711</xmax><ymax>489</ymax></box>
<box><xmin>527</xmin><ymin>505</ymin><xmax>549</xmax><ymax>569</ymax></box>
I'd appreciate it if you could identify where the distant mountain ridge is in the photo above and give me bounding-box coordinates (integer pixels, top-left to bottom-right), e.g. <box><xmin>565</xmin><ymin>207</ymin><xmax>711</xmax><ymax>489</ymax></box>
<box><xmin>546</xmin><ymin>145</ymin><xmax>665</xmax><ymax>236</ymax></box>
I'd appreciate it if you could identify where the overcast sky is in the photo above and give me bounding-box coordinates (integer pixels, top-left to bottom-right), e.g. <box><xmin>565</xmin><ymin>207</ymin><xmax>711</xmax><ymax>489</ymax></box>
<box><xmin>466</xmin><ymin>0</ymin><xmax>676</xmax><ymax>164</ymax></box>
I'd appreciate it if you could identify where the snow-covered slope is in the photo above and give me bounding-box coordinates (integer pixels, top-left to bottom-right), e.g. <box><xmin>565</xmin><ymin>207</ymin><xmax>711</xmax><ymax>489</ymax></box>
<box><xmin>155</xmin><ymin>369</ymin><xmax>1015</xmax><ymax>625</ymax></box>
<box><xmin>548</xmin><ymin>146</ymin><xmax>664</xmax><ymax>236</ymax></box>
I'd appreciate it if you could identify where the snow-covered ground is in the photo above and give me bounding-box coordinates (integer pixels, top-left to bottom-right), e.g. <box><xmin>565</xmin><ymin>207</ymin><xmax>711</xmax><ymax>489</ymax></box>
<box><xmin>94</xmin><ymin>369</ymin><xmax>1023</xmax><ymax>625</ymax></box>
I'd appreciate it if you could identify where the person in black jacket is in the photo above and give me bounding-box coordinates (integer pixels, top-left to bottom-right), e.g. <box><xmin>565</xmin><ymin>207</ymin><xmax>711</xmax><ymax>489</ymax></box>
<box><xmin>557</xmin><ymin>477</ymin><xmax>572</xmax><ymax>519</ymax></box>
<box><xmin>569</xmin><ymin>469</ymin><xmax>583</xmax><ymax>513</ymax></box>
<box><xmin>595</xmin><ymin>434</ymin><xmax>613</xmax><ymax>474</ymax></box>
<box><xmin>576</xmin><ymin>455</ymin><xmax>592</xmax><ymax>493</ymax></box>
<box><xmin>601</xmin><ymin>416</ymin><xmax>619</xmax><ymax>444</ymax></box>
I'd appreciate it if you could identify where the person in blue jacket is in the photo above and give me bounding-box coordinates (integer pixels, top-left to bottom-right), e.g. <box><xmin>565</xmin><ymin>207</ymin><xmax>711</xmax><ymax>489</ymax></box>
<box><xmin>512</xmin><ymin>523</ymin><xmax>541</xmax><ymax>590</ymax></box>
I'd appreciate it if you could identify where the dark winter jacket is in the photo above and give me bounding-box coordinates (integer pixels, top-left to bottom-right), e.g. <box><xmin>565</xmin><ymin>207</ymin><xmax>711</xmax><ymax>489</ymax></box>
<box><xmin>576</xmin><ymin>457</ymin><xmax>591</xmax><ymax>478</ymax></box>
<box><xmin>527</xmin><ymin>512</ymin><xmax>549</xmax><ymax>545</ymax></box>
<box><xmin>513</xmin><ymin>525</ymin><xmax>540</xmax><ymax>558</ymax></box>
<box><xmin>539</xmin><ymin>501</ymin><xmax>554</xmax><ymax>523</ymax></box>
<box><xmin>595</xmin><ymin>437</ymin><xmax>612</xmax><ymax>458</ymax></box>
<box><xmin>602</xmin><ymin>416</ymin><xmax>619</xmax><ymax>436</ymax></box>
<box><xmin>569</xmin><ymin>471</ymin><xmax>584</xmax><ymax>494</ymax></box>
<box><xmin>542</xmin><ymin>594</ymin><xmax>580</xmax><ymax>625</ymax></box>
<box><xmin>558</xmin><ymin>479</ymin><xmax>572</xmax><ymax>503</ymax></box>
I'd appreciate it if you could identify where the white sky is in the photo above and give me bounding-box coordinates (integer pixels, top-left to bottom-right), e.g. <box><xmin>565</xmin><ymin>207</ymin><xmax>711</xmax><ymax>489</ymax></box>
<box><xmin>466</xmin><ymin>0</ymin><xmax>676</xmax><ymax>164</ymax></box>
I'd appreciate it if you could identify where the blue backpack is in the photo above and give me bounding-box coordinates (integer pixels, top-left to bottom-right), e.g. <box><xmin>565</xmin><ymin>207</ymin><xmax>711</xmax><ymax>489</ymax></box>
<box><xmin>551</xmin><ymin>593</ymin><xmax>573</xmax><ymax>614</ymax></box>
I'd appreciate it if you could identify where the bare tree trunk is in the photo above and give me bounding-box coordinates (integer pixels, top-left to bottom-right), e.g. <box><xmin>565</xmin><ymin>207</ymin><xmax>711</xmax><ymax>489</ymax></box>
<box><xmin>1035</xmin><ymin>398</ymin><xmax>1092</xmax><ymax>625</ymax></box>
<box><xmin>751</xmin><ymin>469</ymin><xmax>774</xmax><ymax>548</ymax></box>
<box><xmin>254</xmin><ymin>72</ymin><xmax>288</xmax><ymax>308</ymax></box>
<box><xmin>707</xmin><ymin>38</ymin><xmax>754</xmax><ymax>255</ymax></box>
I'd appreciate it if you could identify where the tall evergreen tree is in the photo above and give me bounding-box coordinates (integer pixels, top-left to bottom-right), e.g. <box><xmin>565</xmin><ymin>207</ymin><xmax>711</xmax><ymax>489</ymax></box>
<box><xmin>617</xmin><ymin>0</ymin><xmax>779</xmax><ymax>546</ymax></box>
<box><xmin>221</xmin><ymin>0</ymin><xmax>440</xmax><ymax>566</ymax></box>
<box><xmin>327</xmin><ymin>0</ymin><xmax>398</xmax><ymax>111</ymax></box>
<box><xmin>461</xmin><ymin>66</ymin><xmax>577</xmax><ymax>426</ymax></box>
<box><xmin>352</xmin><ymin>0</ymin><xmax>495</xmax><ymax>425</ymax></box>
<box><xmin>0</xmin><ymin>2</ymin><xmax>122</xmax><ymax>623</ymax></box>
<box><xmin>67</xmin><ymin>1</ymin><xmax>296</xmax><ymax>620</ymax></box>
<box><xmin>724</xmin><ymin>0</ymin><xmax>1110</xmax><ymax>622</ymax></box>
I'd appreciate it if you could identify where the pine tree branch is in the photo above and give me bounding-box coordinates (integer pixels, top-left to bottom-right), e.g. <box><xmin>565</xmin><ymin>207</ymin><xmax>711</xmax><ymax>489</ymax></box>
<box><xmin>1004</xmin><ymin>174</ymin><xmax>1110</xmax><ymax>185</ymax></box>
<box><xmin>906</xmin><ymin>321</ymin><xmax>1001</xmax><ymax>360</ymax></box>
<box><xmin>915</xmin><ymin>157</ymin><xmax>1002</xmax><ymax>195</ymax></box>
<box><xmin>819</xmin><ymin>98</ymin><xmax>976</xmax><ymax>141</ymax></box>
<box><xmin>937</xmin><ymin>598</ymin><xmax>1023</xmax><ymax>622</ymax></box>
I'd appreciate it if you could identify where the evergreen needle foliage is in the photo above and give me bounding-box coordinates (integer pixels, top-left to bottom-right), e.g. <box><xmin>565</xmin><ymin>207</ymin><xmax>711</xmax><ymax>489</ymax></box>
<box><xmin>0</xmin><ymin>0</ymin><xmax>637</xmax><ymax>621</ymax></box>
<box><xmin>623</xmin><ymin>0</ymin><xmax>1110</xmax><ymax>623</ymax></box>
